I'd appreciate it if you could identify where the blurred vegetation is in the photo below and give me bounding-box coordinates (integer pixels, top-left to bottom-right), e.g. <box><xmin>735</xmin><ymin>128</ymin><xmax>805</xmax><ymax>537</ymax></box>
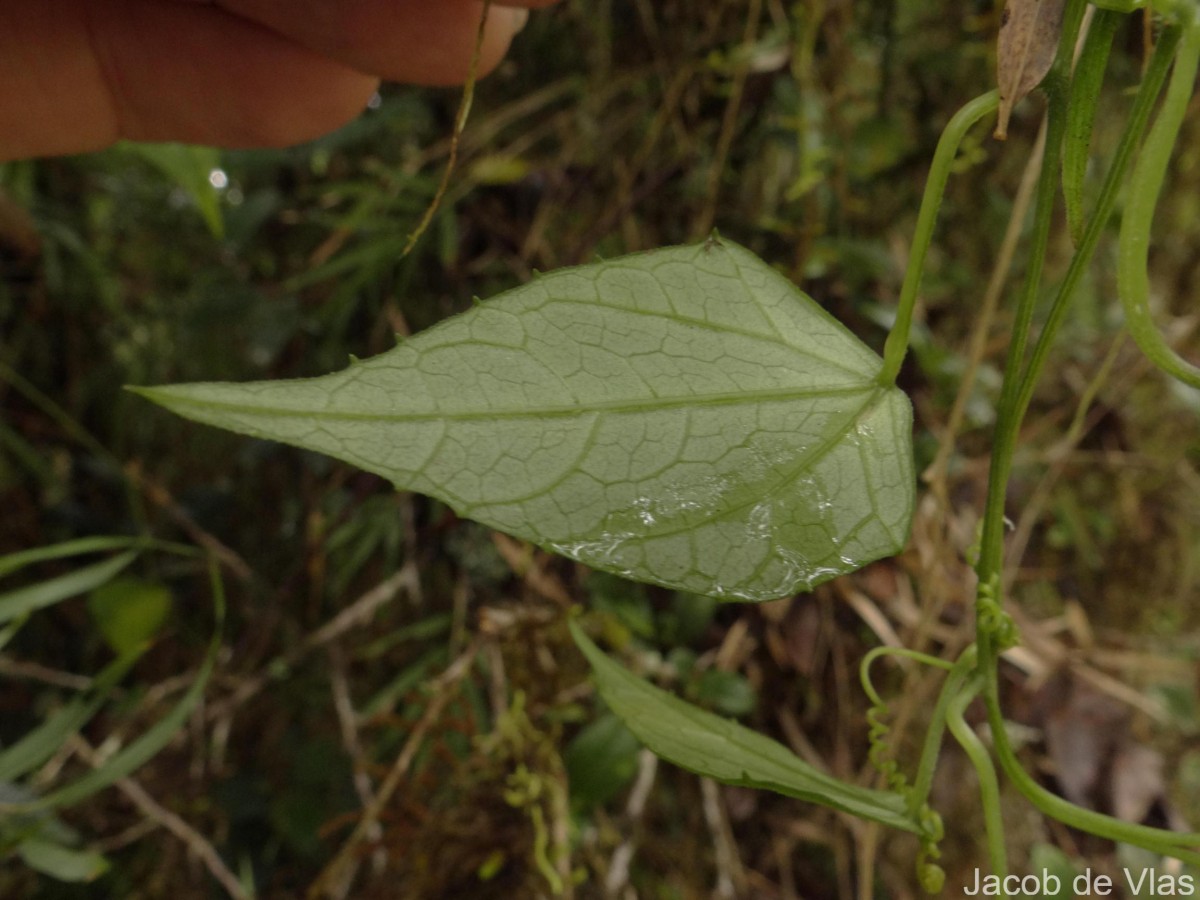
<box><xmin>2</xmin><ymin>0</ymin><xmax>1200</xmax><ymax>897</ymax></box>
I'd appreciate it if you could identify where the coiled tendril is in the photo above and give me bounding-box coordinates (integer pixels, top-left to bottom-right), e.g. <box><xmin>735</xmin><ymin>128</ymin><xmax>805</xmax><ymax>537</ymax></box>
<box><xmin>860</xmin><ymin>647</ymin><xmax>956</xmax><ymax>892</ymax></box>
<box><xmin>976</xmin><ymin>573</ymin><xmax>1017</xmax><ymax>650</ymax></box>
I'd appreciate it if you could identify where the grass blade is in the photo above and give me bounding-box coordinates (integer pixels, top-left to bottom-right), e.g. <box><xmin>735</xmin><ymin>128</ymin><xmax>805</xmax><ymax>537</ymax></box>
<box><xmin>0</xmin><ymin>552</ymin><xmax>138</xmax><ymax>626</ymax></box>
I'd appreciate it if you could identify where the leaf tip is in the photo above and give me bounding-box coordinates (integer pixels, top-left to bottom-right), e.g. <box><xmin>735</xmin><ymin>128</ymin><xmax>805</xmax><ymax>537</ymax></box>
<box><xmin>124</xmin><ymin>384</ymin><xmax>193</xmax><ymax>416</ymax></box>
<box><xmin>124</xmin><ymin>384</ymin><xmax>159</xmax><ymax>403</ymax></box>
<box><xmin>703</xmin><ymin>232</ymin><xmax>724</xmax><ymax>255</ymax></box>
<box><xmin>993</xmin><ymin>108</ymin><xmax>1011</xmax><ymax>140</ymax></box>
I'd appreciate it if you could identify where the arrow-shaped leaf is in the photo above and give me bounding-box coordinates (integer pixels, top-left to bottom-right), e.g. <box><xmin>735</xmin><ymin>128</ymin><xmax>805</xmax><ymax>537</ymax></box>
<box><xmin>134</xmin><ymin>238</ymin><xmax>914</xmax><ymax>601</ymax></box>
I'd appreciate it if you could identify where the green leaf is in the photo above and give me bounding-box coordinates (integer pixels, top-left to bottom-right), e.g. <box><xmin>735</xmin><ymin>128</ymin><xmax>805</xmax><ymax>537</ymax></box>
<box><xmin>15</xmin><ymin>837</ymin><xmax>109</xmax><ymax>883</ymax></box>
<box><xmin>0</xmin><ymin>651</ymin><xmax>143</xmax><ymax>782</ymax></box>
<box><xmin>0</xmin><ymin>537</ymin><xmax>197</xmax><ymax>581</ymax></box>
<box><xmin>564</xmin><ymin>712</ymin><xmax>642</xmax><ymax>810</ymax></box>
<box><xmin>0</xmin><ymin>537</ymin><xmax>147</xmax><ymax>580</ymax></box>
<box><xmin>34</xmin><ymin>637</ymin><xmax>218</xmax><ymax>812</ymax></box>
<box><xmin>87</xmin><ymin>577</ymin><xmax>172</xmax><ymax>655</ymax></box>
<box><xmin>26</xmin><ymin>561</ymin><xmax>225</xmax><ymax>812</ymax></box>
<box><xmin>569</xmin><ymin>620</ymin><xmax>919</xmax><ymax>833</ymax></box>
<box><xmin>119</xmin><ymin>142</ymin><xmax>225</xmax><ymax>239</ymax></box>
<box><xmin>692</xmin><ymin>669</ymin><xmax>757</xmax><ymax>718</ymax></box>
<box><xmin>1028</xmin><ymin>842</ymin><xmax>1076</xmax><ymax>898</ymax></box>
<box><xmin>0</xmin><ymin>552</ymin><xmax>138</xmax><ymax>626</ymax></box>
<box><xmin>134</xmin><ymin>239</ymin><xmax>914</xmax><ymax>601</ymax></box>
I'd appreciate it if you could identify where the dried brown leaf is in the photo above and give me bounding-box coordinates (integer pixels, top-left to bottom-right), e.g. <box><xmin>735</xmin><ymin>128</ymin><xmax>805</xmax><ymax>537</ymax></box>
<box><xmin>1036</xmin><ymin>672</ymin><xmax>1127</xmax><ymax>808</ymax></box>
<box><xmin>995</xmin><ymin>0</ymin><xmax>1067</xmax><ymax>139</ymax></box>
<box><xmin>1112</xmin><ymin>744</ymin><xmax>1166</xmax><ymax>825</ymax></box>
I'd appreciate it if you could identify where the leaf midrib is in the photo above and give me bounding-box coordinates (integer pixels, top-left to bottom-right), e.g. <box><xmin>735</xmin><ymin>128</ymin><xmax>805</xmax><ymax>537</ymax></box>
<box><xmin>145</xmin><ymin>382</ymin><xmax>877</xmax><ymax>424</ymax></box>
<box><xmin>589</xmin><ymin>640</ymin><xmax>917</xmax><ymax>831</ymax></box>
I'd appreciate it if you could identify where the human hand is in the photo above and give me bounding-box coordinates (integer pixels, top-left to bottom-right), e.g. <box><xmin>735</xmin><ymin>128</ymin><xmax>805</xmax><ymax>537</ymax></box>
<box><xmin>0</xmin><ymin>0</ymin><xmax>558</xmax><ymax>161</ymax></box>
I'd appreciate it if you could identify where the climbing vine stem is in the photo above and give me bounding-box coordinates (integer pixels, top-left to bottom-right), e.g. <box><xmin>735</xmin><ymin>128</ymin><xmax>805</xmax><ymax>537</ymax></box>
<box><xmin>976</xmin><ymin>22</ymin><xmax>1182</xmax><ymax>641</ymax></box>
<box><xmin>1117</xmin><ymin>16</ymin><xmax>1200</xmax><ymax>388</ymax></box>
<box><xmin>971</xmin><ymin>15</ymin><xmax>1200</xmax><ymax>860</ymax></box>
<box><xmin>944</xmin><ymin>675</ymin><xmax>1009</xmax><ymax>886</ymax></box>
<box><xmin>877</xmin><ymin>90</ymin><xmax>1000</xmax><ymax>387</ymax></box>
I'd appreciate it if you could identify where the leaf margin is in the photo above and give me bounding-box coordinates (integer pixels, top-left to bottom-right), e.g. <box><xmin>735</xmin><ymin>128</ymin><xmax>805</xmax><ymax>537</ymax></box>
<box><xmin>569</xmin><ymin>618</ymin><xmax>920</xmax><ymax>834</ymax></box>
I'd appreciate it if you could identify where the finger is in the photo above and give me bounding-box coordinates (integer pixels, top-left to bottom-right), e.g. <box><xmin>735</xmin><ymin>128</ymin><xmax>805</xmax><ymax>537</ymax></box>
<box><xmin>0</xmin><ymin>0</ymin><xmax>378</xmax><ymax>158</ymax></box>
<box><xmin>214</xmin><ymin>0</ymin><xmax>542</xmax><ymax>86</ymax></box>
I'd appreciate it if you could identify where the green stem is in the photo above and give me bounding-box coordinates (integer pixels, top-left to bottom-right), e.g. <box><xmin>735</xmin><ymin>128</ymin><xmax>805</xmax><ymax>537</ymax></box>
<box><xmin>986</xmin><ymin>719</ymin><xmax>1200</xmax><ymax>864</ymax></box>
<box><xmin>973</xmin><ymin>67</ymin><xmax>1070</xmax><ymax>667</ymax></box>
<box><xmin>1117</xmin><ymin>18</ymin><xmax>1200</xmax><ymax>389</ymax></box>
<box><xmin>860</xmin><ymin>645</ymin><xmax>959</xmax><ymax>813</ymax></box>
<box><xmin>1063</xmin><ymin>8</ymin><xmax>1122</xmax><ymax>244</ymax></box>
<box><xmin>976</xmin><ymin>21</ymin><xmax>1181</xmax><ymax>636</ymax></box>
<box><xmin>945</xmin><ymin>676</ymin><xmax>1010</xmax><ymax>892</ymax></box>
<box><xmin>1094</xmin><ymin>0</ymin><xmax>1199</xmax><ymax>14</ymax></box>
<box><xmin>1008</xmin><ymin>25</ymin><xmax>1182</xmax><ymax>489</ymax></box>
<box><xmin>860</xmin><ymin>647</ymin><xmax>956</xmax><ymax>687</ymax></box>
<box><xmin>877</xmin><ymin>90</ymin><xmax>999</xmax><ymax>387</ymax></box>
<box><xmin>975</xmin><ymin>22</ymin><xmax>1200</xmax><ymax>860</ymax></box>
<box><xmin>909</xmin><ymin>647</ymin><xmax>976</xmax><ymax>813</ymax></box>
<box><xmin>972</xmin><ymin>1</ymin><xmax>1086</xmax><ymax>552</ymax></box>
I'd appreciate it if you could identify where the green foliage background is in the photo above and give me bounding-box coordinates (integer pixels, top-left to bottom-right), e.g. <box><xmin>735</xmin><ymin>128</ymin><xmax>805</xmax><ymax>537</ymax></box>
<box><xmin>2</xmin><ymin>0</ymin><xmax>1200</xmax><ymax>897</ymax></box>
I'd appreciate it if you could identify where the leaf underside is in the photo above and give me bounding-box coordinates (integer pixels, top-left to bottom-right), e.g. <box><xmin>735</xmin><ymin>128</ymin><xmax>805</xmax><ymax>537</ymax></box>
<box><xmin>135</xmin><ymin>238</ymin><xmax>914</xmax><ymax>601</ymax></box>
<box><xmin>569</xmin><ymin>620</ymin><xmax>919</xmax><ymax>832</ymax></box>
